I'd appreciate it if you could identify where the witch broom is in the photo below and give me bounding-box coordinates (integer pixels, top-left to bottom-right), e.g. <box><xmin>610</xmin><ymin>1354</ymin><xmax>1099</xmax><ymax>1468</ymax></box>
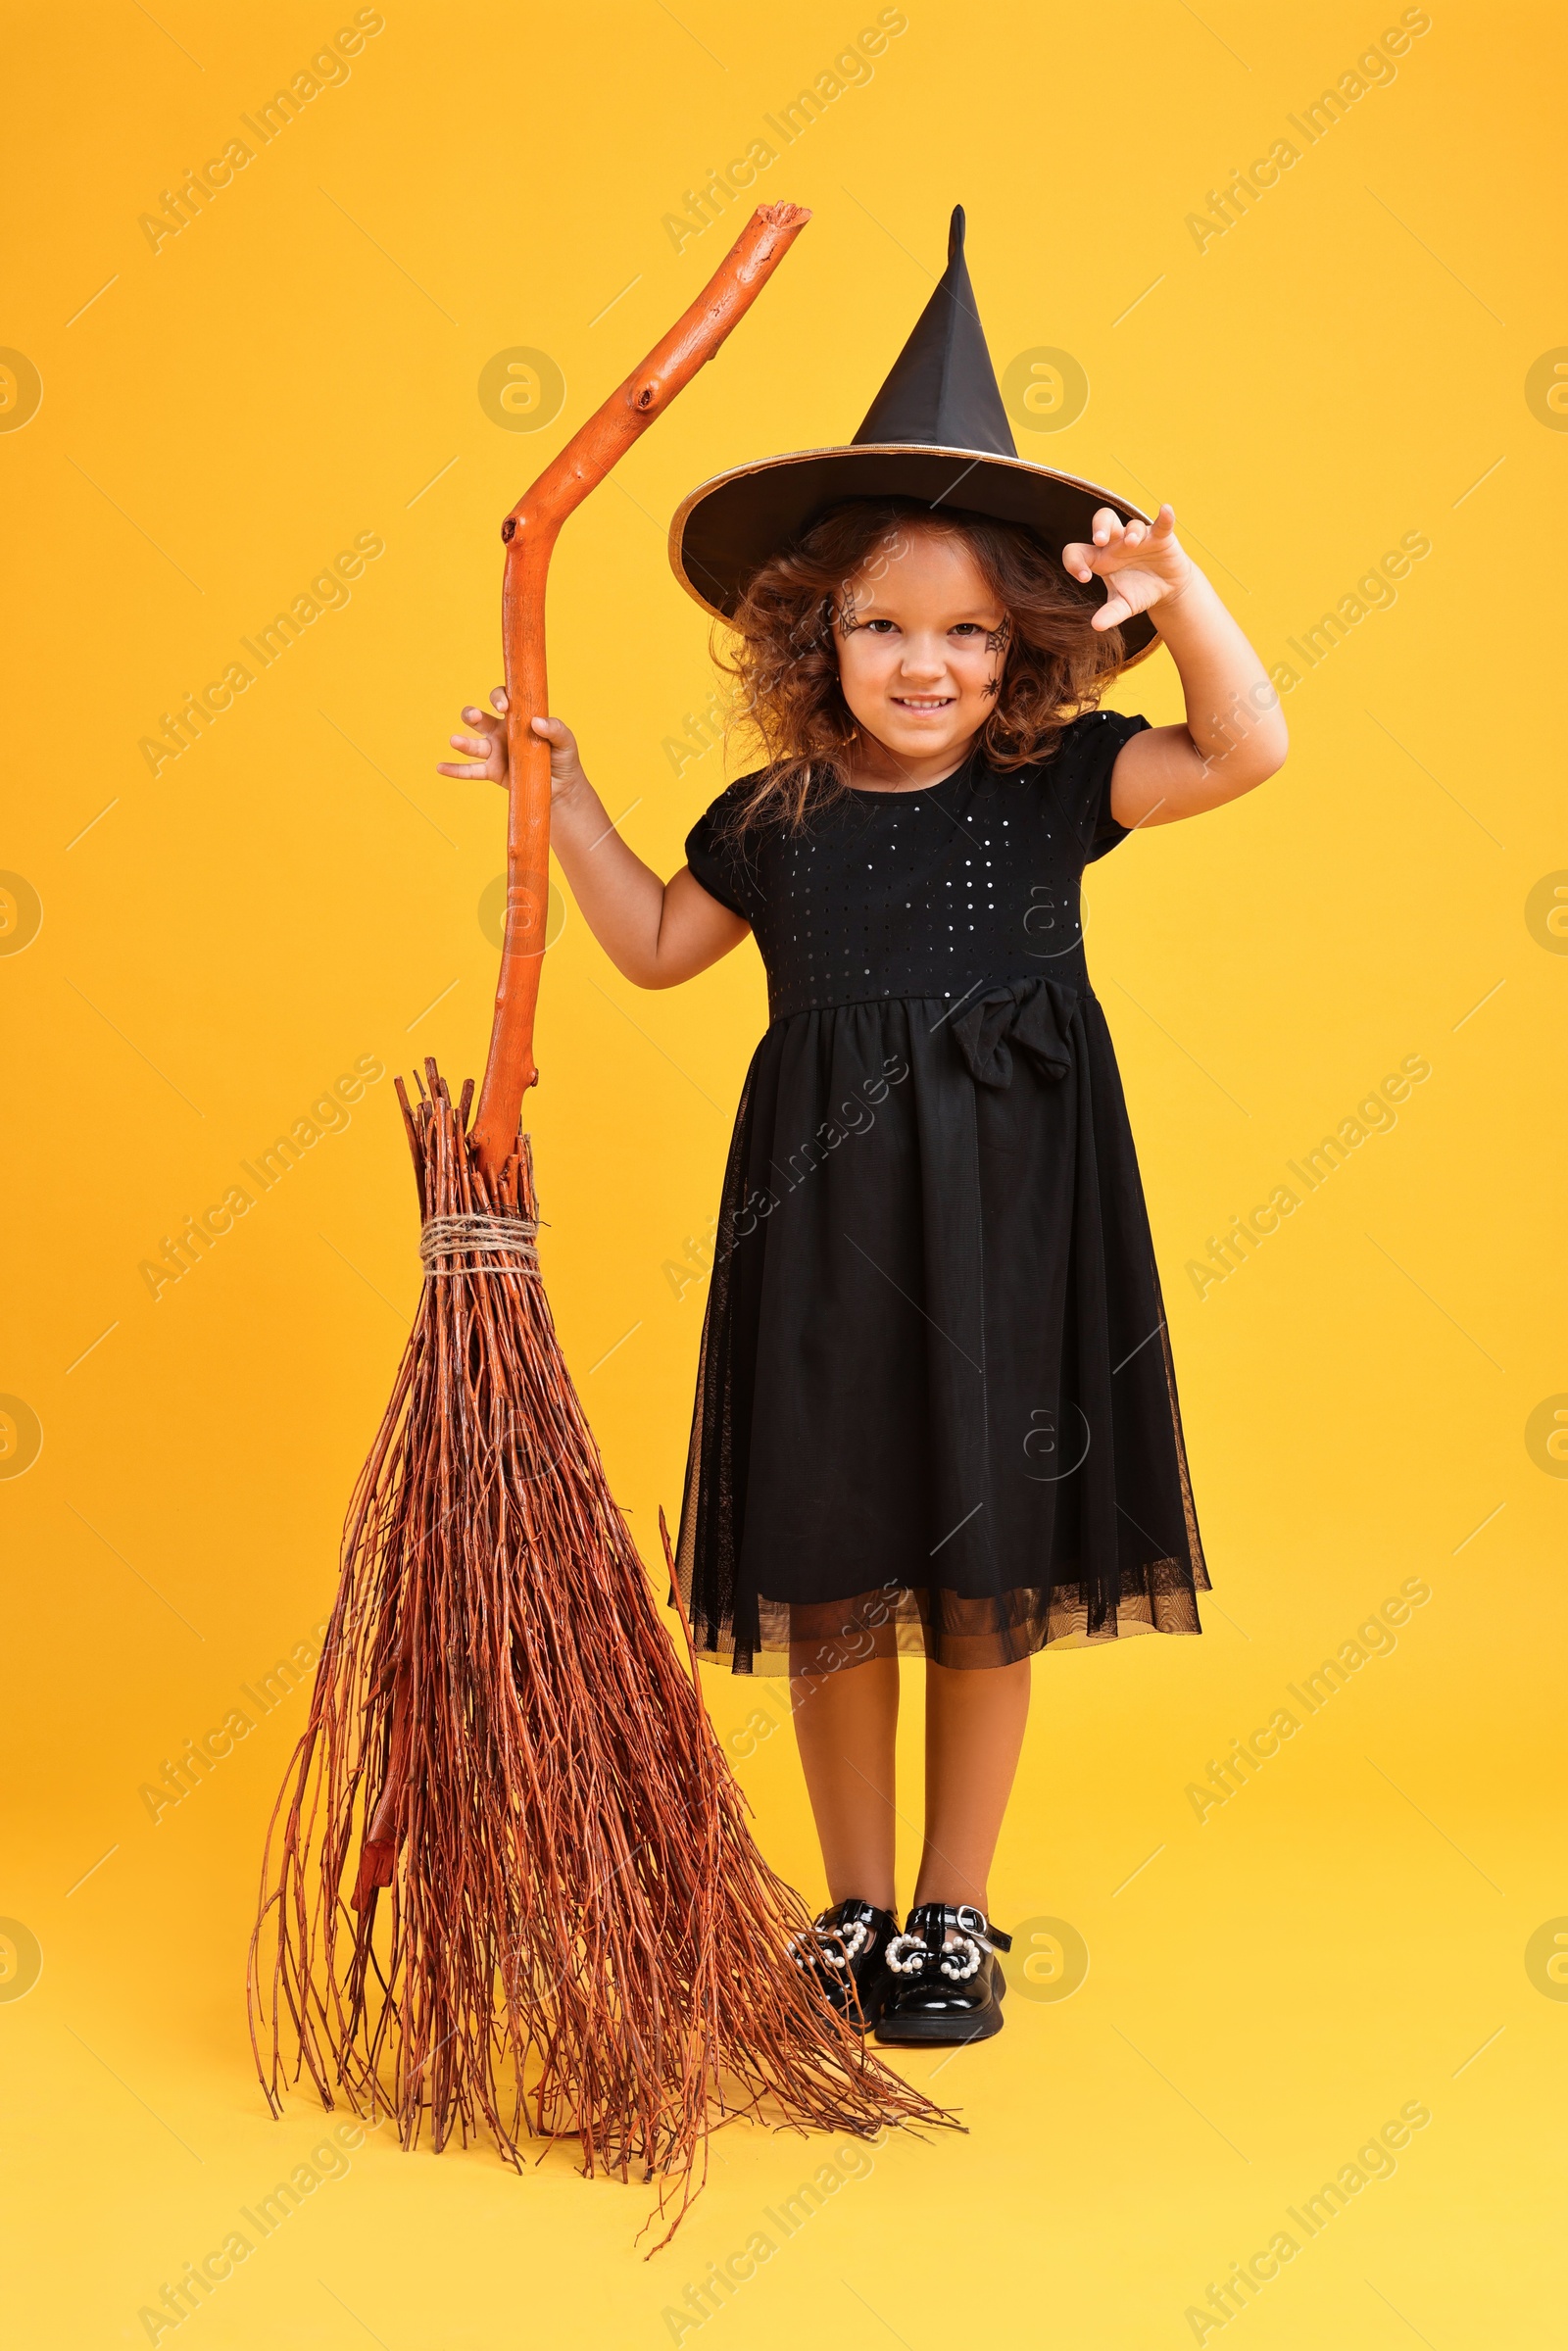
<box><xmin>248</xmin><ymin>204</ymin><xmax>943</xmax><ymax>2242</ymax></box>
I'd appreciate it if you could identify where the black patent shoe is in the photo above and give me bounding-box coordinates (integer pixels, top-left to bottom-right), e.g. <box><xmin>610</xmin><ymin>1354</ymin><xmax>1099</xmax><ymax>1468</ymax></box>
<box><xmin>874</xmin><ymin>1903</ymin><xmax>1012</xmax><ymax>2045</ymax></box>
<box><xmin>789</xmin><ymin>1898</ymin><xmax>898</xmax><ymax>2031</ymax></box>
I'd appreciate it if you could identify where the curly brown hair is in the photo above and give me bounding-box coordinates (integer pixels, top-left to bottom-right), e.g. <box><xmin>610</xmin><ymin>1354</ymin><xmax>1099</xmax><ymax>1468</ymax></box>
<box><xmin>714</xmin><ymin>497</ymin><xmax>1128</xmax><ymax>831</ymax></box>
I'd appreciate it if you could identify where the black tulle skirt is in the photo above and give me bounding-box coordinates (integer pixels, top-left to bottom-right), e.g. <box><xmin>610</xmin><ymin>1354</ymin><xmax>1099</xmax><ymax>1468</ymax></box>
<box><xmin>673</xmin><ymin>976</ymin><xmax>1210</xmax><ymax>1676</ymax></box>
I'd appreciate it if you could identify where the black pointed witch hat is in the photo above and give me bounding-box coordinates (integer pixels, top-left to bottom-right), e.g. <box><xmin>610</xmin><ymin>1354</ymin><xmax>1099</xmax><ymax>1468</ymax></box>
<box><xmin>669</xmin><ymin>206</ymin><xmax>1158</xmax><ymax>665</ymax></box>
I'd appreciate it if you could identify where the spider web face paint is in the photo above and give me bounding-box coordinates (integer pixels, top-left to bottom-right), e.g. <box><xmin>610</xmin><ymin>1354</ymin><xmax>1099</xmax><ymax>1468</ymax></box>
<box><xmin>983</xmin><ymin>613</ymin><xmax>1010</xmax><ymax>697</ymax></box>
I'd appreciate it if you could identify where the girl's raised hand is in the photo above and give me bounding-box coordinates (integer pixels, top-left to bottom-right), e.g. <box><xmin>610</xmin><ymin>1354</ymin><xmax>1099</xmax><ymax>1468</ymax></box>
<box><xmin>1061</xmin><ymin>503</ymin><xmax>1195</xmax><ymax>632</ymax></box>
<box><xmin>436</xmin><ymin>687</ymin><xmax>589</xmax><ymax>804</ymax></box>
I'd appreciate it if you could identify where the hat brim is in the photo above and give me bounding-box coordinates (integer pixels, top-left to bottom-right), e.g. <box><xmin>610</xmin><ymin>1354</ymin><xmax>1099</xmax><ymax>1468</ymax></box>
<box><xmin>668</xmin><ymin>444</ymin><xmax>1161</xmax><ymax>667</ymax></box>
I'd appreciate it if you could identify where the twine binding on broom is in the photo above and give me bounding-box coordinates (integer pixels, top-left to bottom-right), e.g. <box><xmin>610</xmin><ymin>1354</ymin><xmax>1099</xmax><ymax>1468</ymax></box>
<box><xmin>418</xmin><ymin>1210</ymin><xmax>539</xmax><ymax>1276</ymax></box>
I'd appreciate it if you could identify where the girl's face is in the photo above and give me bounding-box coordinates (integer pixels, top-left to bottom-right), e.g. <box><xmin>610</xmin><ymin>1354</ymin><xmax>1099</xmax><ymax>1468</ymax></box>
<box><xmin>833</xmin><ymin>526</ymin><xmax>1008</xmax><ymax>767</ymax></box>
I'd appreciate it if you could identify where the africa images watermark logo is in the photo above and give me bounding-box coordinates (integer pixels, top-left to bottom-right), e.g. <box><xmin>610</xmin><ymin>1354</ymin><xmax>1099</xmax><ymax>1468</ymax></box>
<box><xmin>138</xmin><ymin>1054</ymin><xmax>385</xmax><ymax>1300</ymax></box>
<box><xmin>659</xmin><ymin>2132</ymin><xmax>885</xmax><ymax>2340</ymax></box>
<box><xmin>1525</xmin><ymin>350</ymin><xmax>1568</xmax><ymax>428</ymax></box>
<box><xmin>1186</xmin><ymin>1053</ymin><xmax>1431</xmax><ymax>1298</ymax></box>
<box><xmin>138</xmin><ymin>532</ymin><xmax>385</xmax><ymax>777</ymax></box>
<box><xmin>1183</xmin><ymin>2100</ymin><xmax>1433</xmax><ymax>2340</ymax></box>
<box><xmin>1267</xmin><ymin>530</ymin><xmax>1433</xmax><ymax>698</ymax></box>
<box><xmin>1184</xmin><ymin>1577</ymin><xmax>1433</xmax><ymax>1823</ymax></box>
<box><xmin>0</xmin><ymin>347</ymin><xmax>43</xmax><ymax>431</ymax></box>
<box><xmin>660</xmin><ymin>12</ymin><xmax>909</xmax><ymax>253</ymax></box>
<box><xmin>0</xmin><ymin>1918</ymin><xmax>44</xmax><ymax>2003</ymax></box>
<box><xmin>137</xmin><ymin>1618</ymin><xmax>331</xmax><ymax>1825</ymax></box>
<box><xmin>135</xmin><ymin>2118</ymin><xmax>380</xmax><ymax>2342</ymax></box>
<box><xmin>135</xmin><ymin>11</ymin><xmax>387</xmax><ymax>255</ymax></box>
<box><xmin>1183</xmin><ymin>10</ymin><xmax>1433</xmax><ymax>256</ymax></box>
<box><xmin>476</xmin><ymin>346</ymin><xmax>566</xmax><ymax>432</ymax></box>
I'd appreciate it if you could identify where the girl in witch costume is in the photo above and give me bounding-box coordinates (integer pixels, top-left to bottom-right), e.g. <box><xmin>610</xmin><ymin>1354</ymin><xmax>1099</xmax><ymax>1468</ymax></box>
<box><xmin>439</xmin><ymin>209</ymin><xmax>1286</xmax><ymax>2047</ymax></box>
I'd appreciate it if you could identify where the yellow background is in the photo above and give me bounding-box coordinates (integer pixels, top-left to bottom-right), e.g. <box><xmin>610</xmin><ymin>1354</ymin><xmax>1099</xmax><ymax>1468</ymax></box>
<box><xmin>4</xmin><ymin>3</ymin><xmax>1565</xmax><ymax>2344</ymax></box>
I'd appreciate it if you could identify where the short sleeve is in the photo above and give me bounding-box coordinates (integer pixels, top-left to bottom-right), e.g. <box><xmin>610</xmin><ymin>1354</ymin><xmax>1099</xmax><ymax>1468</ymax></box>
<box><xmin>1053</xmin><ymin>710</ymin><xmax>1150</xmax><ymax>864</ymax></box>
<box><xmin>684</xmin><ymin>782</ymin><xmax>761</xmax><ymax>922</ymax></box>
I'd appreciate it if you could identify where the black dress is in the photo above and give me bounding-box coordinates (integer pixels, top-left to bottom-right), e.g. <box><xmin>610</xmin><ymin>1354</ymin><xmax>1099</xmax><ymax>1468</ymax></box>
<box><xmin>675</xmin><ymin>711</ymin><xmax>1210</xmax><ymax>1677</ymax></box>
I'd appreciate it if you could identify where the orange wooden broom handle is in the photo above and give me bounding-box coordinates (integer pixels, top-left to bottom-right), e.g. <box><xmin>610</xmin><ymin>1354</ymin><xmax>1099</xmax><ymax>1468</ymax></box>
<box><xmin>468</xmin><ymin>202</ymin><xmax>810</xmax><ymax>1179</ymax></box>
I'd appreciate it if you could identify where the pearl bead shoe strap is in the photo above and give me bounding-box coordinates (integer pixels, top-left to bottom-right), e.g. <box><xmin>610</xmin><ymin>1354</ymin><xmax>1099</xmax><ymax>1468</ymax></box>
<box><xmin>885</xmin><ymin>1902</ymin><xmax>1013</xmax><ymax>1978</ymax></box>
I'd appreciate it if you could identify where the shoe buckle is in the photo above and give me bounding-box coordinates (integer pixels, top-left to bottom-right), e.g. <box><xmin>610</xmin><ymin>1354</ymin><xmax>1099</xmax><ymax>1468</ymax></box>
<box><xmin>954</xmin><ymin>1903</ymin><xmax>1011</xmax><ymax>1953</ymax></box>
<box><xmin>955</xmin><ymin>1903</ymin><xmax>994</xmax><ymax>1949</ymax></box>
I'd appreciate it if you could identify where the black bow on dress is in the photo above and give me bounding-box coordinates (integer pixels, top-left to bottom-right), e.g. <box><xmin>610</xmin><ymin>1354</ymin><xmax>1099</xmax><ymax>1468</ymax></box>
<box><xmin>948</xmin><ymin>975</ymin><xmax>1078</xmax><ymax>1089</ymax></box>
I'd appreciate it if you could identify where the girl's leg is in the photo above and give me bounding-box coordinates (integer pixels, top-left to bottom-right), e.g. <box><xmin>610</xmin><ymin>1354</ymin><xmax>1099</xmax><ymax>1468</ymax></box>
<box><xmin>911</xmin><ymin>1656</ymin><xmax>1031</xmax><ymax>1912</ymax></box>
<box><xmin>790</xmin><ymin>1656</ymin><xmax>900</xmax><ymax>1912</ymax></box>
